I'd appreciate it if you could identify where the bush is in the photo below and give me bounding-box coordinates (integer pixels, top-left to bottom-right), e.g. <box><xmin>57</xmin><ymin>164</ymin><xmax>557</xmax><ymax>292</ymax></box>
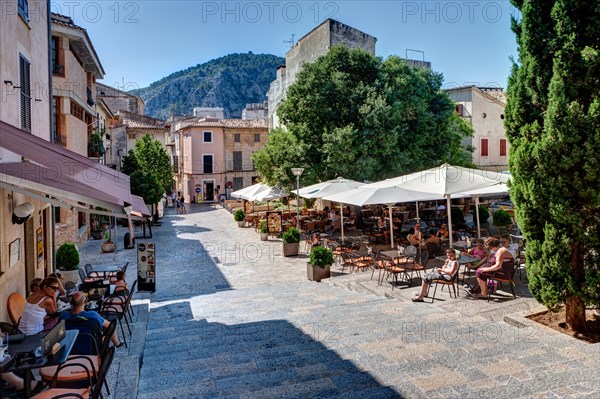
<box><xmin>233</xmin><ymin>208</ymin><xmax>245</xmax><ymax>222</ymax></box>
<box><xmin>493</xmin><ymin>209</ymin><xmax>512</xmax><ymax>226</ymax></box>
<box><xmin>56</xmin><ymin>243</ymin><xmax>80</xmax><ymax>271</ymax></box>
<box><xmin>309</xmin><ymin>246</ymin><xmax>334</xmax><ymax>268</ymax></box>
<box><xmin>477</xmin><ymin>205</ymin><xmax>490</xmax><ymax>223</ymax></box>
<box><xmin>259</xmin><ymin>220</ymin><xmax>268</xmax><ymax>234</ymax></box>
<box><xmin>282</xmin><ymin>227</ymin><xmax>301</xmax><ymax>244</ymax></box>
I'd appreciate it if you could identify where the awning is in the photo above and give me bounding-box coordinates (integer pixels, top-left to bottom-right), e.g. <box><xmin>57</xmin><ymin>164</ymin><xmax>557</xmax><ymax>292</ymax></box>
<box><xmin>131</xmin><ymin>195</ymin><xmax>151</xmax><ymax>217</ymax></box>
<box><xmin>0</xmin><ymin>120</ymin><xmax>131</xmax><ymax>205</ymax></box>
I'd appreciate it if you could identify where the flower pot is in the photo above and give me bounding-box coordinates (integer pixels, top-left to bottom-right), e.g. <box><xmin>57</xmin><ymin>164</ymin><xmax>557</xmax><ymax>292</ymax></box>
<box><xmin>101</xmin><ymin>241</ymin><xmax>116</xmax><ymax>253</ymax></box>
<box><xmin>307</xmin><ymin>263</ymin><xmax>331</xmax><ymax>282</ymax></box>
<box><xmin>237</xmin><ymin>221</ymin><xmax>245</xmax><ymax>228</ymax></box>
<box><xmin>260</xmin><ymin>232</ymin><xmax>269</xmax><ymax>241</ymax></box>
<box><xmin>283</xmin><ymin>242</ymin><xmax>299</xmax><ymax>257</ymax></box>
<box><xmin>92</xmin><ymin>231</ymin><xmax>103</xmax><ymax>240</ymax></box>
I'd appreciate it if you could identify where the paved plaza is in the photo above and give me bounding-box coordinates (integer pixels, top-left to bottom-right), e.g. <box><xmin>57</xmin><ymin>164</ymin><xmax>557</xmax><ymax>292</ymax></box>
<box><xmin>80</xmin><ymin>204</ymin><xmax>600</xmax><ymax>399</ymax></box>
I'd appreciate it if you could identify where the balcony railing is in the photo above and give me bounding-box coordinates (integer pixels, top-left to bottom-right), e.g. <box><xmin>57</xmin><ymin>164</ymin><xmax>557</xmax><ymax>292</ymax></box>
<box><xmin>86</xmin><ymin>87</ymin><xmax>95</xmax><ymax>106</ymax></box>
<box><xmin>53</xmin><ymin>134</ymin><xmax>66</xmax><ymax>146</ymax></box>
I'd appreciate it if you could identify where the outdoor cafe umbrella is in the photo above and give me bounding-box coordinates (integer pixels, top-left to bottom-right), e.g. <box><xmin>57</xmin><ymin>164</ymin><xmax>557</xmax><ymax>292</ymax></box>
<box><xmin>250</xmin><ymin>186</ymin><xmax>288</xmax><ymax>210</ymax></box>
<box><xmin>230</xmin><ymin>183</ymin><xmax>270</xmax><ymax>201</ymax></box>
<box><xmin>323</xmin><ymin>185</ymin><xmax>440</xmax><ymax>249</ymax></box>
<box><xmin>387</xmin><ymin>164</ymin><xmax>510</xmax><ymax>247</ymax></box>
<box><xmin>299</xmin><ymin>177</ymin><xmax>362</xmax><ymax>242</ymax></box>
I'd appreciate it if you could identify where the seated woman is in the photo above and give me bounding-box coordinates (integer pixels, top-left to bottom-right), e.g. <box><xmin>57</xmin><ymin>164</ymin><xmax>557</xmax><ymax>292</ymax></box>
<box><xmin>466</xmin><ymin>238</ymin><xmax>488</xmax><ymax>259</ymax></box>
<box><xmin>113</xmin><ymin>271</ymin><xmax>129</xmax><ymax>295</ymax></box>
<box><xmin>436</xmin><ymin>224</ymin><xmax>449</xmax><ymax>239</ymax></box>
<box><xmin>425</xmin><ymin>234</ymin><xmax>442</xmax><ymax>257</ymax></box>
<box><xmin>411</xmin><ymin>249</ymin><xmax>459</xmax><ymax>302</ymax></box>
<box><xmin>19</xmin><ymin>277</ymin><xmax>59</xmax><ymax>335</ymax></box>
<box><xmin>469</xmin><ymin>239</ymin><xmax>514</xmax><ymax>298</ymax></box>
<box><xmin>408</xmin><ymin>224</ymin><xmax>423</xmax><ymax>247</ymax></box>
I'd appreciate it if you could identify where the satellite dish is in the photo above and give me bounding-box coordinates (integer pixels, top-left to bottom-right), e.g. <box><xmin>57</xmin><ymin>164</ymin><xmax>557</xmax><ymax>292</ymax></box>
<box><xmin>12</xmin><ymin>202</ymin><xmax>35</xmax><ymax>224</ymax></box>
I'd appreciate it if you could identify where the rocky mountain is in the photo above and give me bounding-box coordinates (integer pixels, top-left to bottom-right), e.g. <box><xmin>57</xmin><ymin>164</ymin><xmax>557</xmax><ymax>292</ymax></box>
<box><xmin>130</xmin><ymin>53</ymin><xmax>284</xmax><ymax>120</ymax></box>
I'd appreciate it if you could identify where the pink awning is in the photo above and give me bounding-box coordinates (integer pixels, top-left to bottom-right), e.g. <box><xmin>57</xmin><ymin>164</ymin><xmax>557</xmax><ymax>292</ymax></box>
<box><xmin>131</xmin><ymin>195</ymin><xmax>151</xmax><ymax>217</ymax></box>
<box><xmin>0</xmin><ymin>162</ymin><xmax>124</xmax><ymax>211</ymax></box>
<box><xmin>0</xmin><ymin>120</ymin><xmax>131</xmax><ymax>205</ymax></box>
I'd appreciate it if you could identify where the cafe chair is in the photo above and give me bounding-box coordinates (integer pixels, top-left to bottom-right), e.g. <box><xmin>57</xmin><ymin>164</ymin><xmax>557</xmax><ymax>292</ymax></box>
<box><xmin>32</xmin><ymin>346</ymin><xmax>115</xmax><ymax>399</ymax></box>
<box><xmin>7</xmin><ymin>292</ymin><xmax>26</xmax><ymax>327</ymax></box>
<box><xmin>428</xmin><ymin>270</ymin><xmax>459</xmax><ymax>303</ymax></box>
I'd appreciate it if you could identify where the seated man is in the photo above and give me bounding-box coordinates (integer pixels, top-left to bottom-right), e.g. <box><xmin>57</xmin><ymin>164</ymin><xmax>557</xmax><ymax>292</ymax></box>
<box><xmin>59</xmin><ymin>291</ymin><xmax>123</xmax><ymax>348</ymax></box>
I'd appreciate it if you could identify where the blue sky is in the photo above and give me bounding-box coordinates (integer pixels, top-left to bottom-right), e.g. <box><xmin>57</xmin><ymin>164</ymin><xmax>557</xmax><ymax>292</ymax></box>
<box><xmin>51</xmin><ymin>1</ymin><xmax>519</xmax><ymax>92</ymax></box>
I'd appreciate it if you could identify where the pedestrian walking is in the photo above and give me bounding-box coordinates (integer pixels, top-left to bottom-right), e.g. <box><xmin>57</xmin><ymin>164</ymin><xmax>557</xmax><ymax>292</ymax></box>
<box><xmin>176</xmin><ymin>197</ymin><xmax>181</xmax><ymax>214</ymax></box>
<box><xmin>170</xmin><ymin>191</ymin><xmax>176</xmax><ymax>207</ymax></box>
<box><xmin>180</xmin><ymin>196</ymin><xmax>187</xmax><ymax>213</ymax></box>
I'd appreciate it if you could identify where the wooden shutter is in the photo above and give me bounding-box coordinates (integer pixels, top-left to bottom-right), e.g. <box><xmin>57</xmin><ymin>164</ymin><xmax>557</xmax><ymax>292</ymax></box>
<box><xmin>20</xmin><ymin>55</ymin><xmax>31</xmax><ymax>131</ymax></box>
<box><xmin>500</xmin><ymin>139</ymin><xmax>507</xmax><ymax>156</ymax></box>
<box><xmin>481</xmin><ymin>138</ymin><xmax>489</xmax><ymax>157</ymax></box>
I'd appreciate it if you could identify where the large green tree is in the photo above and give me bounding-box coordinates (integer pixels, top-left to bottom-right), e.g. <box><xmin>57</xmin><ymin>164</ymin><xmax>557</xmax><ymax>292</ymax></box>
<box><xmin>505</xmin><ymin>0</ymin><xmax>600</xmax><ymax>331</ymax></box>
<box><xmin>254</xmin><ymin>46</ymin><xmax>472</xmax><ymax>188</ymax></box>
<box><xmin>122</xmin><ymin>134</ymin><xmax>173</xmax><ymax>205</ymax></box>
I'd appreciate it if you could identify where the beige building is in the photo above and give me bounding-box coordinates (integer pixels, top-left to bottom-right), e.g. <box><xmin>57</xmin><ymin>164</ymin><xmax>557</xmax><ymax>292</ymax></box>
<box><xmin>97</xmin><ymin>82</ymin><xmax>145</xmax><ymax>115</ymax></box>
<box><xmin>0</xmin><ymin>0</ymin><xmax>54</xmax><ymax>318</ymax></box>
<box><xmin>51</xmin><ymin>13</ymin><xmax>106</xmax><ymax>246</ymax></box>
<box><xmin>446</xmin><ymin>86</ymin><xmax>509</xmax><ymax>171</ymax></box>
<box><xmin>171</xmin><ymin>118</ymin><xmax>268</xmax><ymax>203</ymax></box>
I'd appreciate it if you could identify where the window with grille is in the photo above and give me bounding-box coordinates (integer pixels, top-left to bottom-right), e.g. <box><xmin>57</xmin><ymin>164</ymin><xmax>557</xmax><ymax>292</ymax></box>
<box><xmin>500</xmin><ymin>139</ymin><xmax>507</xmax><ymax>156</ymax></box>
<box><xmin>18</xmin><ymin>0</ymin><xmax>29</xmax><ymax>23</ymax></box>
<box><xmin>234</xmin><ymin>133</ymin><xmax>240</xmax><ymax>143</ymax></box>
<box><xmin>70</xmin><ymin>101</ymin><xmax>84</xmax><ymax>121</ymax></box>
<box><xmin>481</xmin><ymin>138</ymin><xmax>489</xmax><ymax>157</ymax></box>
<box><xmin>254</xmin><ymin>133</ymin><xmax>260</xmax><ymax>143</ymax></box>
<box><xmin>233</xmin><ymin>151</ymin><xmax>242</xmax><ymax>171</ymax></box>
<box><xmin>233</xmin><ymin>177</ymin><xmax>244</xmax><ymax>191</ymax></box>
<box><xmin>20</xmin><ymin>54</ymin><xmax>31</xmax><ymax>131</ymax></box>
<box><xmin>203</xmin><ymin>155</ymin><xmax>213</xmax><ymax>174</ymax></box>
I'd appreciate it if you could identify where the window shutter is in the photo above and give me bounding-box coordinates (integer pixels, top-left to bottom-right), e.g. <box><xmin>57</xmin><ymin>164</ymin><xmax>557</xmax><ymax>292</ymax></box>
<box><xmin>500</xmin><ymin>139</ymin><xmax>507</xmax><ymax>156</ymax></box>
<box><xmin>481</xmin><ymin>138</ymin><xmax>489</xmax><ymax>157</ymax></box>
<box><xmin>20</xmin><ymin>55</ymin><xmax>31</xmax><ymax>131</ymax></box>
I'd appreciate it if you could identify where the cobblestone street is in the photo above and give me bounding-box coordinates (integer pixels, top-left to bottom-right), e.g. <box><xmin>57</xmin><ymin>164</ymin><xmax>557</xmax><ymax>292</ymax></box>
<box><xmin>82</xmin><ymin>204</ymin><xmax>600</xmax><ymax>399</ymax></box>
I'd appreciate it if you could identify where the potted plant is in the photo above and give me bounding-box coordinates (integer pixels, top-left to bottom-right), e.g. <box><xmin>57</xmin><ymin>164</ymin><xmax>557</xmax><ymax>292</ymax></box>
<box><xmin>101</xmin><ymin>229</ymin><xmax>116</xmax><ymax>253</ymax></box>
<box><xmin>493</xmin><ymin>209</ymin><xmax>512</xmax><ymax>235</ymax></box>
<box><xmin>307</xmin><ymin>245</ymin><xmax>334</xmax><ymax>282</ymax></box>
<box><xmin>259</xmin><ymin>220</ymin><xmax>269</xmax><ymax>241</ymax></box>
<box><xmin>282</xmin><ymin>227</ymin><xmax>301</xmax><ymax>257</ymax></box>
<box><xmin>234</xmin><ymin>209</ymin><xmax>246</xmax><ymax>227</ymax></box>
<box><xmin>55</xmin><ymin>242</ymin><xmax>80</xmax><ymax>284</ymax></box>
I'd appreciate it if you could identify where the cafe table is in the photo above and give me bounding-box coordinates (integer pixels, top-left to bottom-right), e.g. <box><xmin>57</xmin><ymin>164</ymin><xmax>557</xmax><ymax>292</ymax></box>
<box><xmin>92</xmin><ymin>264</ymin><xmax>123</xmax><ymax>277</ymax></box>
<box><xmin>2</xmin><ymin>330</ymin><xmax>78</xmax><ymax>398</ymax></box>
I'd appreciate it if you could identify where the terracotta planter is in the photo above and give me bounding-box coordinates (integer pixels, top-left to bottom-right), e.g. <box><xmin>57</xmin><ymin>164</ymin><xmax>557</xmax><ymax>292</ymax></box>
<box><xmin>260</xmin><ymin>232</ymin><xmax>269</xmax><ymax>241</ymax></box>
<box><xmin>283</xmin><ymin>242</ymin><xmax>299</xmax><ymax>257</ymax></box>
<box><xmin>307</xmin><ymin>263</ymin><xmax>331</xmax><ymax>282</ymax></box>
<box><xmin>101</xmin><ymin>241</ymin><xmax>116</xmax><ymax>253</ymax></box>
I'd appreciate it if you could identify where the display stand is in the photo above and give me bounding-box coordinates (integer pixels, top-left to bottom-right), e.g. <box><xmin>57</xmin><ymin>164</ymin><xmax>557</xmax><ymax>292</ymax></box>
<box><xmin>137</xmin><ymin>241</ymin><xmax>156</xmax><ymax>292</ymax></box>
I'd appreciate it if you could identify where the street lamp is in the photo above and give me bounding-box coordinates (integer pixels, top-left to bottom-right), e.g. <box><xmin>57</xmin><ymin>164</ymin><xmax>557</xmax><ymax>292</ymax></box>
<box><xmin>291</xmin><ymin>168</ymin><xmax>304</xmax><ymax>230</ymax></box>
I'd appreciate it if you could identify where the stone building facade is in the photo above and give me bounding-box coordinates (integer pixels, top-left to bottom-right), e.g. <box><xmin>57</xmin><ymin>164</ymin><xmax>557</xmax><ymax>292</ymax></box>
<box><xmin>267</xmin><ymin>19</ymin><xmax>377</xmax><ymax>129</ymax></box>
<box><xmin>446</xmin><ymin>86</ymin><xmax>509</xmax><ymax>171</ymax></box>
<box><xmin>97</xmin><ymin>82</ymin><xmax>145</xmax><ymax>115</ymax></box>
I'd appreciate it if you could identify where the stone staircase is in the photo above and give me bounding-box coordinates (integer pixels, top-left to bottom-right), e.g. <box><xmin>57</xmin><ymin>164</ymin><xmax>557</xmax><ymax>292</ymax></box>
<box><xmin>136</xmin><ymin>282</ymin><xmax>406</xmax><ymax>399</ymax></box>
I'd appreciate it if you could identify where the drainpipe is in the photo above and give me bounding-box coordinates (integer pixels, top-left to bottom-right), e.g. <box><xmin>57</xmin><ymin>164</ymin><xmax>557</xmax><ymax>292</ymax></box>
<box><xmin>48</xmin><ymin>0</ymin><xmax>57</xmax><ymax>272</ymax></box>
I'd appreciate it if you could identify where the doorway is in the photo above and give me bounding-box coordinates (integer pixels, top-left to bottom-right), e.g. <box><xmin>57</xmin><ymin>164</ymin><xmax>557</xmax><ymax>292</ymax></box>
<box><xmin>205</xmin><ymin>182</ymin><xmax>214</xmax><ymax>201</ymax></box>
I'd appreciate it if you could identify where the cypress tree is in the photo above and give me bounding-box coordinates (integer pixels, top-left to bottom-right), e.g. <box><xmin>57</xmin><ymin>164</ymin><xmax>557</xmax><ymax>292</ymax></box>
<box><xmin>506</xmin><ymin>0</ymin><xmax>600</xmax><ymax>331</ymax></box>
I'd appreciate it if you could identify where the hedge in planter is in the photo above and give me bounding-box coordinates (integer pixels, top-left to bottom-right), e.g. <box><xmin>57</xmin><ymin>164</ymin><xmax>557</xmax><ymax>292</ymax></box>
<box><xmin>493</xmin><ymin>209</ymin><xmax>512</xmax><ymax>227</ymax></box>
<box><xmin>282</xmin><ymin>227</ymin><xmax>301</xmax><ymax>257</ymax></box>
<box><xmin>56</xmin><ymin>243</ymin><xmax>80</xmax><ymax>271</ymax></box>
<box><xmin>307</xmin><ymin>245</ymin><xmax>334</xmax><ymax>282</ymax></box>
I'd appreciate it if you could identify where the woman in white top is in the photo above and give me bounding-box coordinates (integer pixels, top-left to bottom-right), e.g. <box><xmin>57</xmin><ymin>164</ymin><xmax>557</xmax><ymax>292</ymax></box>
<box><xmin>19</xmin><ymin>276</ymin><xmax>58</xmax><ymax>335</ymax></box>
<box><xmin>411</xmin><ymin>249</ymin><xmax>459</xmax><ymax>302</ymax></box>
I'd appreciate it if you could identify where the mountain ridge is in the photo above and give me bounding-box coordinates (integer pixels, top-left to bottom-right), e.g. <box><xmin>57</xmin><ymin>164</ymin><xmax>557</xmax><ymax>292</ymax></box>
<box><xmin>130</xmin><ymin>53</ymin><xmax>284</xmax><ymax>120</ymax></box>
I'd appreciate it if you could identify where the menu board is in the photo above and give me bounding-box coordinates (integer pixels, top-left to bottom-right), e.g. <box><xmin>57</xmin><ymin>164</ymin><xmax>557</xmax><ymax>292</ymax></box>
<box><xmin>267</xmin><ymin>211</ymin><xmax>282</xmax><ymax>234</ymax></box>
<box><xmin>137</xmin><ymin>241</ymin><xmax>156</xmax><ymax>292</ymax></box>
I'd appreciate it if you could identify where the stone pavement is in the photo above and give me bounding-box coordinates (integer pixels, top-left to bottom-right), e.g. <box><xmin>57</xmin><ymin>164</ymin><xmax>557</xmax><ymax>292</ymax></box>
<box><xmin>82</xmin><ymin>204</ymin><xmax>600</xmax><ymax>398</ymax></box>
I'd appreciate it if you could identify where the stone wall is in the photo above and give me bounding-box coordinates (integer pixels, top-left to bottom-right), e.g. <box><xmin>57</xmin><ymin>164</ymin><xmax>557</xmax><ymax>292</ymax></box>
<box><xmin>97</xmin><ymin>82</ymin><xmax>144</xmax><ymax>115</ymax></box>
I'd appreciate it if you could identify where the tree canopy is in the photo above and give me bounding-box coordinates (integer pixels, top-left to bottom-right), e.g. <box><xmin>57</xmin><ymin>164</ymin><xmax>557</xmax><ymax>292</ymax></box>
<box><xmin>253</xmin><ymin>46</ymin><xmax>473</xmax><ymax>189</ymax></box>
<box><xmin>505</xmin><ymin>0</ymin><xmax>600</xmax><ymax>331</ymax></box>
<box><xmin>122</xmin><ymin>134</ymin><xmax>173</xmax><ymax>205</ymax></box>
